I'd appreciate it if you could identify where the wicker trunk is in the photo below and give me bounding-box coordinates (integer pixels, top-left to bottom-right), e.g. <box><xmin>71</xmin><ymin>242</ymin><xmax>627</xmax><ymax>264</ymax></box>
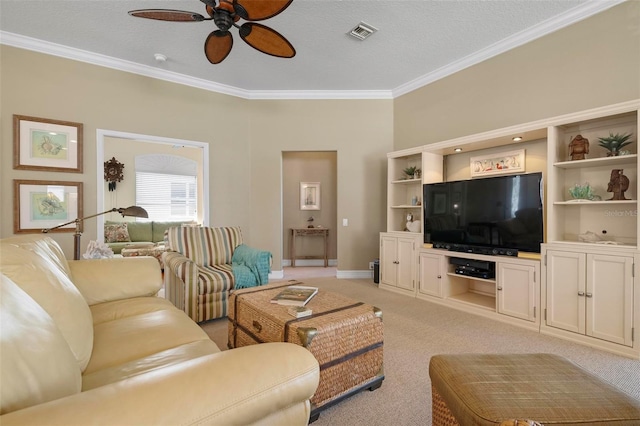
<box><xmin>228</xmin><ymin>281</ymin><xmax>384</xmax><ymax>420</ymax></box>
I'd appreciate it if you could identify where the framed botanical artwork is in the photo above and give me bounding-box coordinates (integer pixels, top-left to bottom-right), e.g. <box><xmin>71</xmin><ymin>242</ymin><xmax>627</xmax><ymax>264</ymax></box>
<box><xmin>470</xmin><ymin>149</ymin><xmax>525</xmax><ymax>178</ymax></box>
<box><xmin>300</xmin><ymin>182</ymin><xmax>321</xmax><ymax>210</ymax></box>
<box><xmin>13</xmin><ymin>180</ymin><xmax>83</xmax><ymax>234</ymax></box>
<box><xmin>13</xmin><ymin>115</ymin><xmax>83</xmax><ymax>172</ymax></box>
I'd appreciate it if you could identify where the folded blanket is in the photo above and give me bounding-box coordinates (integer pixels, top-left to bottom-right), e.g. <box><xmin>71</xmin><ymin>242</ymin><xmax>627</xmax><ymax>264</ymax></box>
<box><xmin>232</xmin><ymin>244</ymin><xmax>272</xmax><ymax>289</ymax></box>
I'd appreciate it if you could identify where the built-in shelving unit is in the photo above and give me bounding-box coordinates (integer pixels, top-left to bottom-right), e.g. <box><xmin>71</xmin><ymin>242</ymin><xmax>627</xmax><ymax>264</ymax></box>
<box><xmin>381</xmin><ymin>99</ymin><xmax>640</xmax><ymax>359</ymax></box>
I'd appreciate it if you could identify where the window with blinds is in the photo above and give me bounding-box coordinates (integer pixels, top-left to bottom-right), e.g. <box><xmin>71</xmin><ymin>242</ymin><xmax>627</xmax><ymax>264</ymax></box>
<box><xmin>135</xmin><ymin>154</ymin><xmax>198</xmax><ymax>222</ymax></box>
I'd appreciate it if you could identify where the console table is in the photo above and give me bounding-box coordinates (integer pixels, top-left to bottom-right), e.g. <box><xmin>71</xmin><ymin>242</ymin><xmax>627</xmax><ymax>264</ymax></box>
<box><xmin>290</xmin><ymin>228</ymin><xmax>329</xmax><ymax>267</ymax></box>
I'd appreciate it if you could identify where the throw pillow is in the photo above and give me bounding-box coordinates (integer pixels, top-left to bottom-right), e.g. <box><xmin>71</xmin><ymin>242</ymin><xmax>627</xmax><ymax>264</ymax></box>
<box><xmin>104</xmin><ymin>223</ymin><xmax>131</xmax><ymax>243</ymax></box>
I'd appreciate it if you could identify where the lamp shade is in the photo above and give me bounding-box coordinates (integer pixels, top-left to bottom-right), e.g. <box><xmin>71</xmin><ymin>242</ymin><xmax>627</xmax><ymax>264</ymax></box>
<box><xmin>118</xmin><ymin>206</ymin><xmax>148</xmax><ymax>218</ymax></box>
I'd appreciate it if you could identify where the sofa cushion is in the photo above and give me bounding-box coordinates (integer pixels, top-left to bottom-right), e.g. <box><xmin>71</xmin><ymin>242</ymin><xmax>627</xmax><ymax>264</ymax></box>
<box><xmin>106</xmin><ymin>220</ymin><xmax>152</xmax><ymax>243</ymax></box>
<box><xmin>104</xmin><ymin>223</ymin><xmax>131</xmax><ymax>243</ymax></box>
<box><xmin>84</xmin><ymin>299</ymin><xmax>213</xmax><ymax>375</ymax></box>
<box><xmin>0</xmin><ymin>237</ymin><xmax>94</xmax><ymax>372</ymax></box>
<box><xmin>1</xmin><ymin>274</ymin><xmax>82</xmax><ymax>414</ymax></box>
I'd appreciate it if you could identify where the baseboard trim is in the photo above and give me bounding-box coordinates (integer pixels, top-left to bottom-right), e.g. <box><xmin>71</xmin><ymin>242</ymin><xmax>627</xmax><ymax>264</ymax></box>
<box><xmin>270</xmin><ymin>269</ymin><xmax>373</xmax><ymax>280</ymax></box>
<box><xmin>336</xmin><ymin>270</ymin><xmax>374</xmax><ymax>279</ymax></box>
<box><xmin>282</xmin><ymin>259</ymin><xmax>338</xmax><ymax>267</ymax></box>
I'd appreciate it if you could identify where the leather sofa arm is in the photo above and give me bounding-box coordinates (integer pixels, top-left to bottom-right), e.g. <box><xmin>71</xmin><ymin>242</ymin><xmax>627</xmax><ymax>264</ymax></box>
<box><xmin>68</xmin><ymin>257</ymin><xmax>162</xmax><ymax>305</ymax></box>
<box><xmin>1</xmin><ymin>343</ymin><xmax>320</xmax><ymax>426</ymax></box>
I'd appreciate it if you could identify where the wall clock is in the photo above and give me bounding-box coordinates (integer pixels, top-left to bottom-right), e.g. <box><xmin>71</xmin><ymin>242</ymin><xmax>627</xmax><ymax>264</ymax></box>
<box><xmin>104</xmin><ymin>157</ymin><xmax>124</xmax><ymax>191</ymax></box>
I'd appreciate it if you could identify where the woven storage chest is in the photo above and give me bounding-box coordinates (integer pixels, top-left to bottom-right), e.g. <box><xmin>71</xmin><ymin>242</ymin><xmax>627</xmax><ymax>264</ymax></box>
<box><xmin>228</xmin><ymin>281</ymin><xmax>384</xmax><ymax>418</ymax></box>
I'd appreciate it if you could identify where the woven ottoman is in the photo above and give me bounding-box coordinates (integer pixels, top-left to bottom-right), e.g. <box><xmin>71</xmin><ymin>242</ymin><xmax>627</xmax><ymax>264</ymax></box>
<box><xmin>429</xmin><ymin>353</ymin><xmax>640</xmax><ymax>426</ymax></box>
<box><xmin>228</xmin><ymin>281</ymin><xmax>384</xmax><ymax>422</ymax></box>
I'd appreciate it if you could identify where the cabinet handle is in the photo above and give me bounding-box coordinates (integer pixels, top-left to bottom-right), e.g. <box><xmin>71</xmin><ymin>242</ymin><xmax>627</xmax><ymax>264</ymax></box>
<box><xmin>497</xmin><ymin>286</ymin><xmax>503</xmax><ymax>291</ymax></box>
<box><xmin>393</xmin><ymin>261</ymin><xmax>399</xmax><ymax>264</ymax></box>
<box><xmin>585</xmin><ymin>292</ymin><xmax>593</xmax><ymax>298</ymax></box>
<box><xmin>437</xmin><ymin>275</ymin><xmax>441</xmax><ymax>279</ymax></box>
<box><xmin>578</xmin><ymin>291</ymin><xmax>585</xmax><ymax>296</ymax></box>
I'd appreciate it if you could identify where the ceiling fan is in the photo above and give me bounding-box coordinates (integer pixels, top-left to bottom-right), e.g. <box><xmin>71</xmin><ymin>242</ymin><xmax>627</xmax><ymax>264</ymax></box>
<box><xmin>129</xmin><ymin>0</ymin><xmax>295</xmax><ymax>64</ymax></box>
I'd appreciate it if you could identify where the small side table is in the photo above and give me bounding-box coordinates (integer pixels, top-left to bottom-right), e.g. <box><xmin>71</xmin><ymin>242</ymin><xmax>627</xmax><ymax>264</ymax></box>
<box><xmin>290</xmin><ymin>228</ymin><xmax>329</xmax><ymax>267</ymax></box>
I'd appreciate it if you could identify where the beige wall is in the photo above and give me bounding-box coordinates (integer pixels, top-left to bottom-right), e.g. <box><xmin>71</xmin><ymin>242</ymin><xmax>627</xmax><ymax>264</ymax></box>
<box><xmin>247</xmin><ymin>100</ymin><xmax>392</xmax><ymax>271</ymax></box>
<box><xmin>283</xmin><ymin>151</ymin><xmax>337</xmax><ymax>263</ymax></box>
<box><xmin>1</xmin><ymin>46</ymin><xmax>250</xmax><ymax>258</ymax></box>
<box><xmin>394</xmin><ymin>1</ymin><xmax>640</xmax><ymax>150</ymax></box>
<box><xmin>0</xmin><ymin>46</ymin><xmax>392</xmax><ymax>271</ymax></box>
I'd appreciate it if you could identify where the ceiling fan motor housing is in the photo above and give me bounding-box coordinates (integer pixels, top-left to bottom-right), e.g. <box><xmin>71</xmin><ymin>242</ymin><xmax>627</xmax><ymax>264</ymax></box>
<box><xmin>213</xmin><ymin>10</ymin><xmax>234</xmax><ymax>31</ymax></box>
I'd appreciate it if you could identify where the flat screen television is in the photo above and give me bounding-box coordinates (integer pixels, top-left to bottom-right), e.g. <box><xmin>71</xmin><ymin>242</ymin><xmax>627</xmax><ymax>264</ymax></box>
<box><xmin>423</xmin><ymin>172</ymin><xmax>543</xmax><ymax>254</ymax></box>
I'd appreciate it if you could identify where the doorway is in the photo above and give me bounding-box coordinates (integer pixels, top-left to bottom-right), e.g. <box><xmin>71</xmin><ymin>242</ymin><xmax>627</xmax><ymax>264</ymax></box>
<box><xmin>282</xmin><ymin>151</ymin><xmax>337</xmax><ymax>278</ymax></box>
<box><xmin>96</xmin><ymin>129</ymin><xmax>209</xmax><ymax>242</ymax></box>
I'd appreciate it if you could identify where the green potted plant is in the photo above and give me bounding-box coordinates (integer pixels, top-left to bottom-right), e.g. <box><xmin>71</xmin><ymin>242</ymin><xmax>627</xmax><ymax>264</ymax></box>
<box><xmin>598</xmin><ymin>132</ymin><xmax>633</xmax><ymax>157</ymax></box>
<box><xmin>403</xmin><ymin>166</ymin><xmax>417</xmax><ymax>179</ymax></box>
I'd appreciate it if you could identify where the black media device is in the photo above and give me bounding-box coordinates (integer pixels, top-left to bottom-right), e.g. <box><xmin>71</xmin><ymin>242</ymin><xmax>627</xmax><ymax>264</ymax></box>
<box><xmin>450</xmin><ymin>257</ymin><xmax>495</xmax><ymax>279</ymax></box>
<box><xmin>423</xmin><ymin>172</ymin><xmax>543</xmax><ymax>255</ymax></box>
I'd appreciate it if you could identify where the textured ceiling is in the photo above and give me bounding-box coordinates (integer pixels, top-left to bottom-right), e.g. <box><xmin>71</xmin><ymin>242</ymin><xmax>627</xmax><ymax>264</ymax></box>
<box><xmin>0</xmin><ymin>0</ymin><xmax>623</xmax><ymax>98</ymax></box>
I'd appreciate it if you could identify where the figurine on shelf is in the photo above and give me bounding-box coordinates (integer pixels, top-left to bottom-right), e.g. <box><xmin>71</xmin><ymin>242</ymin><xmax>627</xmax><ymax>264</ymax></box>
<box><xmin>307</xmin><ymin>216</ymin><xmax>315</xmax><ymax>228</ymax></box>
<box><xmin>606</xmin><ymin>169</ymin><xmax>630</xmax><ymax>200</ymax></box>
<box><xmin>568</xmin><ymin>134</ymin><xmax>589</xmax><ymax>161</ymax></box>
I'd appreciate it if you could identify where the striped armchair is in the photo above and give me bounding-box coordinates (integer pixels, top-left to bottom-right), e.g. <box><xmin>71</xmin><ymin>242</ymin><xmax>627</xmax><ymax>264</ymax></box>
<box><xmin>163</xmin><ymin>226</ymin><xmax>271</xmax><ymax>322</ymax></box>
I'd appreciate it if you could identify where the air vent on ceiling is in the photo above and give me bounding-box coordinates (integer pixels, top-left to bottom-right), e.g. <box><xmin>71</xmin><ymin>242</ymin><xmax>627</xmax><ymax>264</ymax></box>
<box><xmin>348</xmin><ymin>22</ymin><xmax>377</xmax><ymax>40</ymax></box>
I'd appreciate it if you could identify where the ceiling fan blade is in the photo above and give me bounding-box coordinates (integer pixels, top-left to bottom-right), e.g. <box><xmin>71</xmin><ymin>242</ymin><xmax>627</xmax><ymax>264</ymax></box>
<box><xmin>129</xmin><ymin>9</ymin><xmax>206</xmax><ymax>22</ymax></box>
<box><xmin>234</xmin><ymin>0</ymin><xmax>293</xmax><ymax>21</ymax></box>
<box><xmin>239</xmin><ymin>23</ymin><xmax>295</xmax><ymax>58</ymax></box>
<box><xmin>204</xmin><ymin>31</ymin><xmax>234</xmax><ymax>64</ymax></box>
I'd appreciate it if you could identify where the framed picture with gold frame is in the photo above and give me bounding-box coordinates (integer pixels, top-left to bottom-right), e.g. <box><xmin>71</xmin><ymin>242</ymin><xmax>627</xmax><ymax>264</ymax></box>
<box><xmin>13</xmin><ymin>115</ymin><xmax>83</xmax><ymax>172</ymax></box>
<box><xmin>13</xmin><ymin>179</ymin><xmax>83</xmax><ymax>234</ymax></box>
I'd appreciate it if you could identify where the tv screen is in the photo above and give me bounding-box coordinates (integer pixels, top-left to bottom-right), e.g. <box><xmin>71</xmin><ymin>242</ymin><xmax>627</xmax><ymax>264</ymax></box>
<box><xmin>423</xmin><ymin>172</ymin><xmax>543</xmax><ymax>253</ymax></box>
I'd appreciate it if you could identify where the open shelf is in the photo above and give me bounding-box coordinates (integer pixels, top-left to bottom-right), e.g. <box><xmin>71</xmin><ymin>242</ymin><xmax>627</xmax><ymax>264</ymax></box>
<box><xmin>391</xmin><ymin>178</ymin><xmax>421</xmax><ymax>184</ymax></box>
<box><xmin>554</xmin><ymin>200</ymin><xmax>636</xmax><ymax>205</ymax></box>
<box><xmin>448</xmin><ymin>291</ymin><xmax>495</xmax><ymax>310</ymax></box>
<box><xmin>554</xmin><ymin>154</ymin><xmax>637</xmax><ymax>169</ymax></box>
<box><xmin>446</xmin><ymin>272</ymin><xmax>495</xmax><ymax>284</ymax></box>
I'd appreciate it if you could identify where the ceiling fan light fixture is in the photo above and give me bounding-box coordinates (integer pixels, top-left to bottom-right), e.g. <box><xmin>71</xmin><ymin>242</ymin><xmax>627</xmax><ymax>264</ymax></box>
<box><xmin>349</xmin><ymin>22</ymin><xmax>377</xmax><ymax>40</ymax></box>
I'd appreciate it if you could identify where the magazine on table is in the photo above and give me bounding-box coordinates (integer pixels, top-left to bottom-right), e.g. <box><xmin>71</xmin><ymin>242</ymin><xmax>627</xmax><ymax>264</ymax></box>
<box><xmin>270</xmin><ymin>285</ymin><xmax>318</xmax><ymax>306</ymax></box>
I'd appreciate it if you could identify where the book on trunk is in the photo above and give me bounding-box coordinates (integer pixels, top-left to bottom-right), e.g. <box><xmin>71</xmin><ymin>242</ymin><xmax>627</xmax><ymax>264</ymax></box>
<box><xmin>288</xmin><ymin>306</ymin><xmax>313</xmax><ymax>318</ymax></box>
<box><xmin>270</xmin><ymin>285</ymin><xmax>318</xmax><ymax>306</ymax></box>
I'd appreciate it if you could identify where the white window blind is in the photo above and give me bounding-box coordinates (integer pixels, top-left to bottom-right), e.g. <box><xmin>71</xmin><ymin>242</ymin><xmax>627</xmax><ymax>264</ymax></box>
<box><xmin>135</xmin><ymin>154</ymin><xmax>198</xmax><ymax>222</ymax></box>
<box><xmin>136</xmin><ymin>172</ymin><xmax>197</xmax><ymax>221</ymax></box>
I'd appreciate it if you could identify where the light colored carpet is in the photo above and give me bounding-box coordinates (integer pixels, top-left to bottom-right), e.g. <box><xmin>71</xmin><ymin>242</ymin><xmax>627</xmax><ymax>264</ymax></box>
<box><xmin>201</xmin><ymin>276</ymin><xmax>640</xmax><ymax>425</ymax></box>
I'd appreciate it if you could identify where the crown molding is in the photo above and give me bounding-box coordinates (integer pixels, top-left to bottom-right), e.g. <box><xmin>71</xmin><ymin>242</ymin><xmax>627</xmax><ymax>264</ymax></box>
<box><xmin>1</xmin><ymin>0</ymin><xmax>626</xmax><ymax>100</ymax></box>
<box><xmin>392</xmin><ymin>0</ymin><xmax>627</xmax><ymax>98</ymax></box>
<box><xmin>0</xmin><ymin>31</ymin><xmax>392</xmax><ymax>100</ymax></box>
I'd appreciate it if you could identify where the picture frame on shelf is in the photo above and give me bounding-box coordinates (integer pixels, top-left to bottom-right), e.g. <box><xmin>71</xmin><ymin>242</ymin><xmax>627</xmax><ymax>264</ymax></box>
<box><xmin>300</xmin><ymin>182</ymin><xmax>321</xmax><ymax>210</ymax></box>
<box><xmin>470</xmin><ymin>149</ymin><xmax>525</xmax><ymax>178</ymax></box>
<box><xmin>13</xmin><ymin>115</ymin><xmax>83</xmax><ymax>172</ymax></box>
<box><xmin>13</xmin><ymin>179</ymin><xmax>83</xmax><ymax>234</ymax></box>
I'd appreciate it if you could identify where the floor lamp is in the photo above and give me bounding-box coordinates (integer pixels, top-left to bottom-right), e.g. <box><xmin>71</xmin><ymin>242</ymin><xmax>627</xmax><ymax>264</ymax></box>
<box><xmin>43</xmin><ymin>206</ymin><xmax>148</xmax><ymax>260</ymax></box>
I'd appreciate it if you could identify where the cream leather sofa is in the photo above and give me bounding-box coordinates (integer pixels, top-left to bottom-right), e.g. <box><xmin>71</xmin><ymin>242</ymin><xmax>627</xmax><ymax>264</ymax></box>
<box><xmin>0</xmin><ymin>235</ymin><xmax>320</xmax><ymax>425</ymax></box>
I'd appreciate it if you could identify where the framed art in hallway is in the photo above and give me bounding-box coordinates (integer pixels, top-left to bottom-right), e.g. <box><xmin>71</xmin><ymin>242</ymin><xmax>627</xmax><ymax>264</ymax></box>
<box><xmin>300</xmin><ymin>182</ymin><xmax>321</xmax><ymax>210</ymax></box>
<box><xmin>13</xmin><ymin>179</ymin><xmax>83</xmax><ymax>234</ymax></box>
<box><xmin>13</xmin><ymin>115</ymin><xmax>83</xmax><ymax>172</ymax></box>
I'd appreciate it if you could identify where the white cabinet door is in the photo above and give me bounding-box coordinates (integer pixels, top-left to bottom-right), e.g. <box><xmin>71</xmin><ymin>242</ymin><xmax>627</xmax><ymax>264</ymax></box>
<box><xmin>418</xmin><ymin>252</ymin><xmax>443</xmax><ymax>297</ymax></box>
<box><xmin>586</xmin><ymin>254</ymin><xmax>634</xmax><ymax>346</ymax></box>
<box><xmin>396</xmin><ymin>237</ymin><xmax>416</xmax><ymax>291</ymax></box>
<box><xmin>497</xmin><ymin>263</ymin><xmax>536</xmax><ymax>322</ymax></box>
<box><xmin>545</xmin><ymin>250</ymin><xmax>586</xmax><ymax>334</ymax></box>
<box><xmin>380</xmin><ymin>235</ymin><xmax>399</xmax><ymax>287</ymax></box>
